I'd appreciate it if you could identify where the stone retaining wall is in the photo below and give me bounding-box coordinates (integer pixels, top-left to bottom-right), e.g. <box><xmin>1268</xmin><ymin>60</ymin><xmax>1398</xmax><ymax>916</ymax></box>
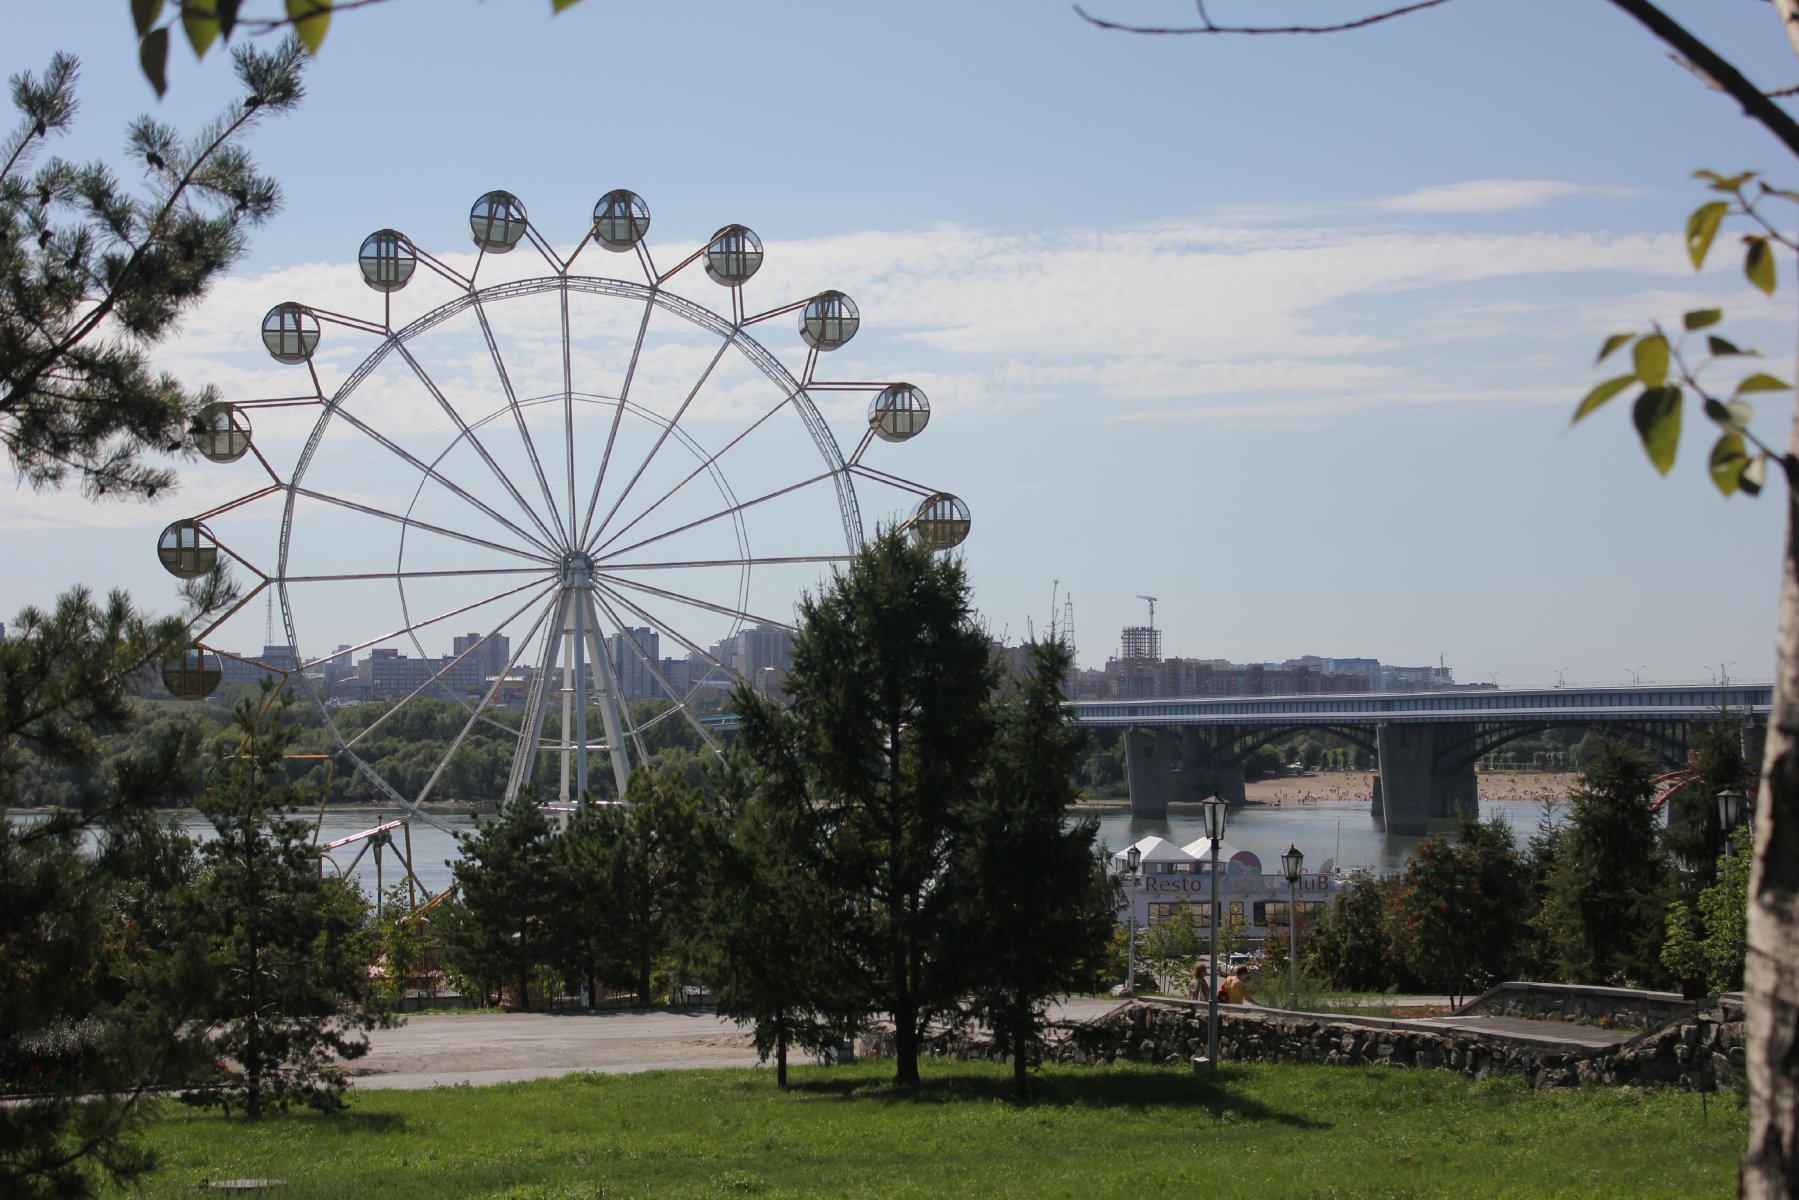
<box><xmin>864</xmin><ymin>998</ymin><xmax>1744</xmax><ymax>1093</ymax></box>
<box><xmin>1458</xmin><ymin>981</ymin><xmax>1725</xmax><ymax>1029</ymax></box>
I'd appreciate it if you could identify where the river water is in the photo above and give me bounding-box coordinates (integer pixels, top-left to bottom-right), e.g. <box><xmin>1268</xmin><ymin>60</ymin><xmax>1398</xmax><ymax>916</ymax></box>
<box><xmin>81</xmin><ymin>789</ymin><xmax>1554</xmax><ymax>903</ymax></box>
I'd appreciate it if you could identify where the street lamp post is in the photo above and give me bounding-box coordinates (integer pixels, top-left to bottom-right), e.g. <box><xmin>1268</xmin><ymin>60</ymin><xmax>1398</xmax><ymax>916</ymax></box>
<box><xmin>1201</xmin><ymin>795</ymin><xmax>1227</xmax><ymax>1069</ymax></box>
<box><xmin>1281</xmin><ymin>844</ymin><xmax>1304</xmax><ymax>1010</ymax></box>
<box><xmin>1124</xmin><ymin>844</ymin><xmax>1142</xmax><ymax>993</ymax></box>
<box><xmin>1718</xmin><ymin>788</ymin><xmax>1749</xmax><ymax>857</ymax></box>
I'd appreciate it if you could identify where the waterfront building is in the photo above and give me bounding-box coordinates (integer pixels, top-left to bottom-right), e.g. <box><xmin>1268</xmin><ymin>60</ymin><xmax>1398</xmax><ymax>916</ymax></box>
<box><xmin>1113</xmin><ymin>835</ymin><xmax>1346</xmax><ymax>948</ymax></box>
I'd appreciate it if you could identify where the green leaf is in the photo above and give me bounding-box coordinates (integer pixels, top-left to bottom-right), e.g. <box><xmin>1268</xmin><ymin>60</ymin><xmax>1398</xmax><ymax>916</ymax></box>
<box><xmin>132</xmin><ymin>0</ymin><xmax>164</xmax><ymax>38</ymax></box>
<box><xmin>182</xmin><ymin>0</ymin><xmax>219</xmax><ymax>57</ymax></box>
<box><xmin>1686</xmin><ymin>202</ymin><xmax>1727</xmax><ymax>269</ymax></box>
<box><xmin>1708</xmin><ymin>335</ymin><xmax>1751</xmax><ymax>357</ymax></box>
<box><xmin>1704</xmin><ymin>397</ymin><xmax>1755</xmax><ymax>430</ymax></box>
<box><xmin>1596</xmin><ymin>332</ymin><xmax>1633</xmax><ymax>364</ymax></box>
<box><xmin>286</xmin><ymin>0</ymin><xmax>332</xmax><ymax>52</ymax></box>
<box><xmin>1633</xmin><ymin>385</ymin><xmax>1682</xmax><ymax>476</ymax></box>
<box><xmin>1746</xmin><ymin>236</ymin><xmax>1777</xmax><ymax>296</ymax></box>
<box><xmin>1633</xmin><ymin>334</ymin><xmax>1669</xmax><ymax>387</ymax></box>
<box><xmin>1743</xmin><ymin>455</ymin><xmax>1767</xmax><ymax>497</ymax></box>
<box><xmin>217</xmin><ymin>0</ymin><xmax>242</xmax><ymax>38</ymax></box>
<box><xmin>552</xmin><ymin>0</ymin><xmax>587</xmax><ymax>10</ymax></box>
<box><xmin>139</xmin><ymin>28</ymin><xmax>170</xmax><ymax>98</ymax></box>
<box><xmin>1683</xmin><ymin>309</ymin><xmax>1723</xmax><ymax>331</ymax></box>
<box><xmin>1573</xmin><ymin>374</ymin><xmax>1637</xmax><ymax>424</ymax></box>
<box><xmin>1711</xmin><ymin>432</ymin><xmax>1750</xmax><ymax>497</ymax></box>
<box><xmin>1734</xmin><ymin>372</ymin><xmax>1791</xmax><ymax>395</ymax></box>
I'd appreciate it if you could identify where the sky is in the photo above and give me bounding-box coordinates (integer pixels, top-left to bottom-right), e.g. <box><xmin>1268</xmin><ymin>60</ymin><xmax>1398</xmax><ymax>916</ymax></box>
<box><xmin>4</xmin><ymin>0</ymin><xmax>1798</xmax><ymax>690</ymax></box>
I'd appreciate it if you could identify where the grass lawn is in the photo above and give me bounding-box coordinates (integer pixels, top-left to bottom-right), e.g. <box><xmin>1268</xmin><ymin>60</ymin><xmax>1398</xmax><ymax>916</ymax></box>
<box><xmin>125</xmin><ymin>1061</ymin><xmax>1742</xmax><ymax>1199</ymax></box>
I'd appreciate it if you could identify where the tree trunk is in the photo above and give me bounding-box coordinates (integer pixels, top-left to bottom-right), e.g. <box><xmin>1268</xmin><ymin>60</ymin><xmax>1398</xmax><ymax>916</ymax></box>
<box><xmin>1743</xmin><ymin>439</ymin><xmax>1799</xmax><ymax>1198</ymax></box>
<box><xmin>776</xmin><ymin>1026</ymin><xmax>788</xmax><ymax>1090</ymax></box>
<box><xmin>893</xmin><ymin>975</ymin><xmax>919</xmax><ymax>1087</ymax></box>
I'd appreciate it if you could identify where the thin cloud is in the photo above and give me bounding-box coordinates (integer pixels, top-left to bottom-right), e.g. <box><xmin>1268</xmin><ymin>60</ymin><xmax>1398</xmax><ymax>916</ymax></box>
<box><xmin>1376</xmin><ymin>180</ymin><xmax>1641</xmax><ymax>214</ymax></box>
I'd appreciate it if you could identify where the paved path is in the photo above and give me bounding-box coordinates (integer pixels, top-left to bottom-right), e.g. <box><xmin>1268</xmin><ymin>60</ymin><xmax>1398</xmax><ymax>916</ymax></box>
<box><xmin>348</xmin><ymin>998</ymin><xmax>1125</xmax><ymax>1091</ymax></box>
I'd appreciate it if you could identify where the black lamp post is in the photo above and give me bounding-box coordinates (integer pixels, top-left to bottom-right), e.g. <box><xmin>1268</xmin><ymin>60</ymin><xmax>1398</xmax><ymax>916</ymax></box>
<box><xmin>1281</xmin><ymin>843</ymin><xmax>1304</xmax><ymax>1009</ymax></box>
<box><xmin>1201</xmin><ymin>795</ymin><xmax>1227</xmax><ymax>1068</ymax></box>
<box><xmin>1124</xmin><ymin>844</ymin><xmax>1142</xmax><ymax>992</ymax></box>
<box><xmin>1718</xmin><ymin>788</ymin><xmax>1749</xmax><ymax>857</ymax></box>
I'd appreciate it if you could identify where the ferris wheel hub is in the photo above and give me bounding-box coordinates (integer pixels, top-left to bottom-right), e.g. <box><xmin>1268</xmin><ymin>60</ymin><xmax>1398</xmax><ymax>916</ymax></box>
<box><xmin>560</xmin><ymin>551</ymin><xmax>597</xmax><ymax>589</ymax></box>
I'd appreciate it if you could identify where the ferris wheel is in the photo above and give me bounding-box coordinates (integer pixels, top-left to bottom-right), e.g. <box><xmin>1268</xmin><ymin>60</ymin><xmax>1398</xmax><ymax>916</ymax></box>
<box><xmin>157</xmin><ymin>189</ymin><xmax>968</xmax><ymax>829</ymax></box>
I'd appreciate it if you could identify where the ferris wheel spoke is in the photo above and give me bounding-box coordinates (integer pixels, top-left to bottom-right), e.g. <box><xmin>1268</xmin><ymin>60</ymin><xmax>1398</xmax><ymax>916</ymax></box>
<box><xmin>600</xmin><ymin>555</ymin><xmax>851</xmax><ymax>572</ymax></box>
<box><xmin>295</xmin><ymin>574</ymin><xmax>553</xmax><ymax>674</ymax></box>
<box><xmin>596</xmin><ymin>572</ymin><xmax>793</xmax><ymax>632</ymax></box>
<box><xmin>280</xmin><ymin>567</ymin><xmax>549</xmax><ymax>584</ymax></box>
<box><xmin>587</xmin><ymin>331</ymin><xmax>735</xmax><ymax>551</ymax></box>
<box><xmin>589</xmin><ymin>388</ymin><xmax>797</xmax><ymax>556</ymax></box>
<box><xmin>292</xmin><ymin>487</ymin><xmax>556</xmax><ymax>565</ymax></box>
<box><xmin>393</xmin><ymin>341</ymin><xmax>565</xmax><ymax>551</ymax></box>
<box><xmin>561</xmin><ymin>282</ymin><xmax>577</xmax><ymax>536</ymax></box>
<box><xmin>601</xmin><ymin>470</ymin><xmax>840</xmax><ymax>562</ymax></box>
<box><xmin>343</xmin><ymin>581</ymin><xmax>556</xmax><ymax>752</ymax></box>
<box><xmin>413</xmin><ymin>591</ymin><xmax>561</xmax><ymax>808</ymax></box>
<box><xmin>588</xmin><ymin>589</ymin><xmax>721</xmax><ymax>753</ymax></box>
<box><xmin>592</xmin><ymin>581</ymin><xmax>752</xmax><ymax>691</ymax></box>
<box><xmin>576</xmin><ymin>295</ymin><xmax>656</xmax><ymax>549</ymax></box>
<box><xmin>329</xmin><ymin>407</ymin><xmax>561</xmax><ymax>558</ymax></box>
<box><xmin>472</xmin><ymin>297</ymin><xmax>569</xmax><ymax>545</ymax></box>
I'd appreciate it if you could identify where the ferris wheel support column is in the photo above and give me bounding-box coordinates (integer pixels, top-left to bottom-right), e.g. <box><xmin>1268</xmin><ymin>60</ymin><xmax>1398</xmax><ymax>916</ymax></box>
<box><xmin>506</xmin><ymin>590</ymin><xmax>568</xmax><ymax>807</ymax></box>
<box><xmin>572</xmin><ymin>573</ymin><xmax>590</xmax><ymax>805</ymax></box>
<box><xmin>576</xmin><ymin>587</ymin><xmax>633</xmax><ymax>800</ymax></box>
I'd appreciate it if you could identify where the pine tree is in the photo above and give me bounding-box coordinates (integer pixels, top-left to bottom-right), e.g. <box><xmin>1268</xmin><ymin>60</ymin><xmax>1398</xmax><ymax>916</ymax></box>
<box><xmin>698</xmin><ymin>737</ymin><xmax>838</xmax><ymax>1087</ymax></box>
<box><xmin>1</xmin><ymin>40</ymin><xmax>305</xmax><ymax>499</ymax></box>
<box><xmin>735</xmin><ymin>530</ymin><xmax>995</xmax><ymax>1087</ymax></box>
<box><xmin>440</xmin><ymin>795</ymin><xmax>557</xmax><ymax>1009</ymax></box>
<box><xmin>955</xmin><ymin>637</ymin><xmax>1113</xmax><ymax>1099</ymax></box>
<box><xmin>1535</xmin><ymin>740</ymin><xmax>1672</xmax><ymax>986</ymax></box>
<box><xmin>0</xmin><ymin>587</ymin><xmax>222</xmax><ymax>1198</ymax></box>
<box><xmin>180</xmin><ymin>690</ymin><xmax>390</xmax><ymax>1118</ymax></box>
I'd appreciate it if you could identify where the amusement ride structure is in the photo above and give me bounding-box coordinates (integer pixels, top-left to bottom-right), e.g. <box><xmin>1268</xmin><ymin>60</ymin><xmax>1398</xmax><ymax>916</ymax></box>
<box><xmin>156</xmin><ymin>189</ymin><xmax>967</xmax><ymax>834</ymax></box>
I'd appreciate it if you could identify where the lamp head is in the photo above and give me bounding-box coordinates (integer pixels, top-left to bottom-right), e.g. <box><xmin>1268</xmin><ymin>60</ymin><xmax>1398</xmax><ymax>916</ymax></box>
<box><xmin>1125</xmin><ymin>844</ymin><xmax>1141</xmax><ymax>873</ymax></box>
<box><xmin>1281</xmin><ymin>844</ymin><xmax>1304</xmax><ymax>883</ymax></box>
<box><xmin>1200</xmin><ymin>795</ymin><xmax>1227</xmax><ymax>842</ymax></box>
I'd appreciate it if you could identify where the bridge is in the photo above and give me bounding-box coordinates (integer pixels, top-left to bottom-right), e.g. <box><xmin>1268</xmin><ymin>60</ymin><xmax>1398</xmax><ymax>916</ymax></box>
<box><xmin>1070</xmin><ymin>684</ymin><xmax>1770</xmax><ymax>834</ymax></box>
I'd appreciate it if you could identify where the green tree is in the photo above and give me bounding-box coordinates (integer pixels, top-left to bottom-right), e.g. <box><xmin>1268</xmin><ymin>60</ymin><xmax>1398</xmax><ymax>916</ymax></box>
<box><xmin>602</xmin><ymin>764</ymin><xmax>714</xmax><ymax>1005</ymax></box>
<box><xmin>736</xmin><ymin>530</ymin><xmax>995</xmax><ymax>1088</ymax></box>
<box><xmin>1307</xmin><ymin>872</ymin><xmax>1406</xmax><ymax>993</ymax></box>
<box><xmin>1137</xmin><ymin>906</ymin><xmax>1202</xmax><ymax>996</ymax></box>
<box><xmin>0</xmin><ymin>587</ymin><xmax>228</xmax><ymax>1197</ymax></box>
<box><xmin>955</xmin><ymin>638</ymin><xmax>1115</xmax><ymax>1098</ymax></box>
<box><xmin>180</xmin><ymin>691</ymin><xmax>390</xmax><ymax>1118</ymax></box>
<box><xmin>2</xmin><ymin>40</ymin><xmax>305</xmax><ymax>498</ymax></box>
<box><xmin>699</xmin><ymin>733</ymin><xmax>838</xmax><ymax>1088</ymax></box>
<box><xmin>440</xmin><ymin>795</ymin><xmax>557</xmax><ymax>1009</ymax></box>
<box><xmin>1665</xmin><ymin>829</ymin><xmax>1753</xmax><ymax>996</ymax></box>
<box><xmin>1387</xmin><ymin>817</ymin><xmax>1530</xmax><ymax>1006</ymax></box>
<box><xmin>1667</xmin><ymin>718</ymin><xmax>1751</xmax><ymax>901</ymax></box>
<box><xmin>1535</xmin><ymin>741</ymin><xmax>1671</xmax><ymax>987</ymax></box>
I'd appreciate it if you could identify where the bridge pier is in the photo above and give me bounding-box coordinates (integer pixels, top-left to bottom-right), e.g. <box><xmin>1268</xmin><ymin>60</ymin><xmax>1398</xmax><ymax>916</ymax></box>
<box><xmin>1375</xmin><ymin>722</ymin><xmax>1477</xmax><ymax>836</ymax></box>
<box><xmin>1124</xmin><ymin>727</ymin><xmax>1247</xmax><ymax>818</ymax></box>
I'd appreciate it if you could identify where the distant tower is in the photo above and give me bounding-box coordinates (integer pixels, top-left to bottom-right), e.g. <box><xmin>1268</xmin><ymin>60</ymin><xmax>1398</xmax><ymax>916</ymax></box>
<box><xmin>1063</xmin><ymin>592</ymin><xmax>1076</xmax><ymax>665</ymax></box>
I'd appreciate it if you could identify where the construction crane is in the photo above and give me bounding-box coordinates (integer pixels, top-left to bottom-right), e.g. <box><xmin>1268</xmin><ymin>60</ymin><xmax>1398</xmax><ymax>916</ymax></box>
<box><xmin>1138</xmin><ymin>595</ymin><xmax>1157</xmax><ymax>631</ymax></box>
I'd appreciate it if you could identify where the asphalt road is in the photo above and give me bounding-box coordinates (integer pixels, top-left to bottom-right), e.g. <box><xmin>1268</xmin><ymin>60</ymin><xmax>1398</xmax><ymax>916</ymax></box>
<box><xmin>347</xmin><ymin>998</ymin><xmax>1127</xmax><ymax>1090</ymax></box>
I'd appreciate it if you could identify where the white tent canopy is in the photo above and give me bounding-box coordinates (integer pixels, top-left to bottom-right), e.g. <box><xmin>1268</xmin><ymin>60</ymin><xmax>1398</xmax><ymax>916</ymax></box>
<box><xmin>1112</xmin><ymin>835</ymin><xmax>1197</xmax><ymax>868</ymax></box>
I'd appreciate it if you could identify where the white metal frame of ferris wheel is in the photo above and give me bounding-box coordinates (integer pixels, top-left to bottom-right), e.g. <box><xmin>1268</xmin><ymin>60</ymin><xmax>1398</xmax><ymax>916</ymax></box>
<box><xmin>157</xmin><ymin>189</ymin><xmax>972</xmax><ymax>831</ymax></box>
